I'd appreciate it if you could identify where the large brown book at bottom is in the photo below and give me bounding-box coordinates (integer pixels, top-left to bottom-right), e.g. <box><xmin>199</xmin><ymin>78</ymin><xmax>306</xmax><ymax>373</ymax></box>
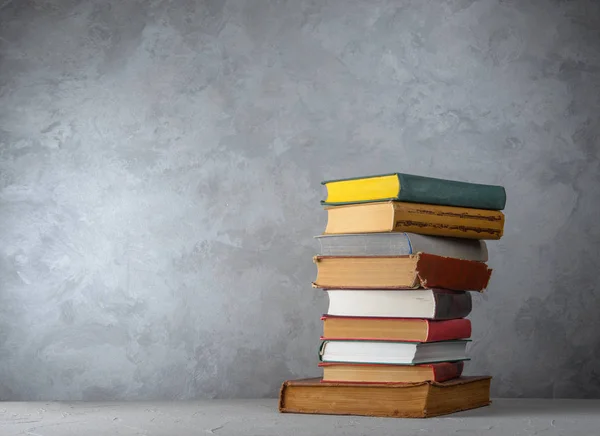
<box><xmin>279</xmin><ymin>376</ymin><xmax>491</xmax><ymax>418</ymax></box>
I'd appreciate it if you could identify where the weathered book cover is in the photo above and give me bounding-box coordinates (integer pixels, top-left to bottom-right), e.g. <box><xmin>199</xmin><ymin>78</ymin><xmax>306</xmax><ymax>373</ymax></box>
<box><xmin>279</xmin><ymin>376</ymin><xmax>491</xmax><ymax>418</ymax></box>
<box><xmin>313</xmin><ymin>254</ymin><xmax>492</xmax><ymax>291</ymax></box>
<box><xmin>324</xmin><ymin>202</ymin><xmax>505</xmax><ymax>240</ymax></box>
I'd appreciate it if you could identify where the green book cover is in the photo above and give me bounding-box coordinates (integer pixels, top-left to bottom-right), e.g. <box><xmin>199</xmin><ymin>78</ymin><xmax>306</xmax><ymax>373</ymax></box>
<box><xmin>321</xmin><ymin>173</ymin><xmax>506</xmax><ymax>210</ymax></box>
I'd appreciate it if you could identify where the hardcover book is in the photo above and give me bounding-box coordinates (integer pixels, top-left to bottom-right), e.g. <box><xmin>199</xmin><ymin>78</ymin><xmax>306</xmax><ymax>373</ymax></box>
<box><xmin>313</xmin><ymin>254</ymin><xmax>492</xmax><ymax>291</ymax></box>
<box><xmin>319</xmin><ymin>340</ymin><xmax>470</xmax><ymax>365</ymax></box>
<box><xmin>325</xmin><ymin>289</ymin><xmax>472</xmax><ymax>320</ymax></box>
<box><xmin>316</xmin><ymin>232</ymin><xmax>488</xmax><ymax>261</ymax></box>
<box><xmin>321</xmin><ymin>173</ymin><xmax>506</xmax><ymax>210</ymax></box>
<box><xmin>320</xmin><ymin>361</ymin><xmax>464</xmax><ymax>384</ymax></box>
<box><xmin>324</xmin><ymin>201</ymin><xmax>504</xmax><ymax>240</ymax></box>
<box><xmin>279</xmin><ymin>376</ymin><xmax>492</xmax><ymax>418</ymax></box>
<box><xmin>322</xmin><ymin>316</ymin><xmax>472</xmax><ymax>341</ymax></box>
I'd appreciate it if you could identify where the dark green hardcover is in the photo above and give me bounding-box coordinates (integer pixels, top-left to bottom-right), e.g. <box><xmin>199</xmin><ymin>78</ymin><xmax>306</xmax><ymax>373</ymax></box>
<box><xmin>321</xmin><ymin>173</ymin><xmax>506</xmax><ymax>210</ymax></box>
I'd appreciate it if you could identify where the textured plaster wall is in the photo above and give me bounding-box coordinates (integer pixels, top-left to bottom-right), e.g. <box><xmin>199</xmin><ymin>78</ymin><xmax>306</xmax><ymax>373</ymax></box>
<box><xmin>1</xmin><ymin>0</ymin><xmax>599</xmax><ymax>400</ymax></box>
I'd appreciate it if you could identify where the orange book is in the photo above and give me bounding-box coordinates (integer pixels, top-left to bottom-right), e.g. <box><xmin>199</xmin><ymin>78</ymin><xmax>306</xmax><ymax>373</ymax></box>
<box><xmin>279</xmin><ymin>376</ymin><xmax>491</xmax><ymax>418</ymax></box>
<box><xmin>313</xmin><ymin>253</ymin><xmax>492</xmax><ymax>291</ymax></box>
<box><xmin>324</xmin><ymin>201</ymin><xmax>504</xmax><ymax>240</ymax></box>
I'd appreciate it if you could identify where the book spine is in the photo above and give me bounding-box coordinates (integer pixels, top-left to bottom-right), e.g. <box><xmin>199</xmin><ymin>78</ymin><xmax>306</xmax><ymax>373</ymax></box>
<box><xmin>416</xmin><ymin>254</ymin><xmax>492</xmax><ymax>291</ymax></box>
<box><xmin>278</xmin><ymin>381</ymin><xmax>289</xmax><ymax>412</ymax></box>
<box><xmin>396</xmin><ymin>173</ymin><xmax>506</xmax><ymax>210</ymax></box>
<box><xmin>393</xmin><ymin>203</ymin><xmax>505</xmax><ymax>240</ymax></box>
<box><xmin>431</xmin><ymin>362</ymin><xmax>464</xmax><ymax>382</ymax></box>
<box><xmin>432</xmin><ymin>291</ymin><xmax>472</xmax><ymax>320</ymax></box>
<box><xmin>426</xmin><ymin>319</ymin><xmax>472</xmax><ymax>341</ymax></box>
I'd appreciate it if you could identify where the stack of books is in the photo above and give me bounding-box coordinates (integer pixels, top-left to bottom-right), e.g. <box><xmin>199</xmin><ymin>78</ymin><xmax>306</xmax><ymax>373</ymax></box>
<box><xmin>279</xmin><ymin>173</ymin><xmax>506</xmax><ymax>418</ymax></box>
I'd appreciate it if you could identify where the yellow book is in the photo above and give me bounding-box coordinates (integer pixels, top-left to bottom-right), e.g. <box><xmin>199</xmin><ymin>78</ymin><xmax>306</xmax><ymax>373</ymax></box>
<box><xmin>321</xmin><ymin>173</ymin><xmax>506</xmax><ymax>210</ymax></box>
<box><xmin>324</xmin><ymin>201</ymin><xmax>504</xmax><ymax>240</ymax></box>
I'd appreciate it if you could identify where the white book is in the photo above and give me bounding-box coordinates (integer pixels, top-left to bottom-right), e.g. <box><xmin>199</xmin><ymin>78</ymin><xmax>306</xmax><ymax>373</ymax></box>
<box><xmin>315</xmin><ymin>233</ymin><xmax>488</xmax><ymax>261</ymax></box>
<box><xmin>319</xmin><ymin>340</ymin><xmax>469</xmax><ymax>365</ymax></box>
<box><xmin>326</xmin><ymin>289</ymin><xmax>472</xmax><ymax>320</ymax></box>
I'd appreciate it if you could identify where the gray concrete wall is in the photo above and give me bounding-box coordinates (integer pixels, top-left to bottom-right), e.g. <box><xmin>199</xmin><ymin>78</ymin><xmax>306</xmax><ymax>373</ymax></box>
<box><xmin>0</xmin><ymin>0</ymin><xmax>599</xmax><ymax>400</ymax></box>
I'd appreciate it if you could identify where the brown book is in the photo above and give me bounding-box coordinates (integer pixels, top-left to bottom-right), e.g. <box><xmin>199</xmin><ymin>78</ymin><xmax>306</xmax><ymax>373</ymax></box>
<box><xmin>320</xmin><ymin>361</ymin><xmax>464</xmax><ymax>384</ymax></box>
<box><xmin>324</xmin><ymin>201</ymin><xmax>504</xmax><ymax>240</ymax></box>
<box><xmin>279</xmin><ymin>376</ymin><xmax>491</xmax><ymax>418</ymax></box>
<box><xmin>313</xmin><ymin>254</ymin><xmax>492</xmax><ymax>291</ymax></box>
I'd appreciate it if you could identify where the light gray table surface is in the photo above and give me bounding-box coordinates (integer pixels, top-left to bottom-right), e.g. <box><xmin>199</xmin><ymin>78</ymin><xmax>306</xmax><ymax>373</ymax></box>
<box><xmin>1</xmin><ymin>398</ymin><xmax>598</xmax><ymax>435</ymax></box>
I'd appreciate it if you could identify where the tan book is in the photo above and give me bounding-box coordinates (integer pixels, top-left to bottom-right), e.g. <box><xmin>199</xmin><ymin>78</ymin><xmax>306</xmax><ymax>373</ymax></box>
<box><xmin>322</xmin><ymin>316</ymin><xmax>471</xmax><ymax>341</ymax></box>
<box><xmin>279</xmin><ymin>376</ymin><xmax>491</xmax><ymax>418</ymax></box>
<box><xmin>313</xmin><ymin>254</ymin><xmax>492</xmax><ymax>291</ymax></box>
<box><xmin>320</xmin><ymin>361</ymin><xmax>464</xmax><ymax>384</ymax></box>
<box><xmin>324</xmin><ymin>201</ymin><xmax>504</xmax><ymax>240</ymax></box>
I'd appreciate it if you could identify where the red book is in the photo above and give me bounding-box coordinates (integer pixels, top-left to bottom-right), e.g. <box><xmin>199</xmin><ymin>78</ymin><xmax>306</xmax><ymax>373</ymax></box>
<box><xmin>321</xmin><ymin>316</ymin><xmax>471</xmax><ymax>342</ymax></box>
<box><xmin>319</xmin><ymin>361</ymin><xmax>464</xmax><ymax>384</ymax></box>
